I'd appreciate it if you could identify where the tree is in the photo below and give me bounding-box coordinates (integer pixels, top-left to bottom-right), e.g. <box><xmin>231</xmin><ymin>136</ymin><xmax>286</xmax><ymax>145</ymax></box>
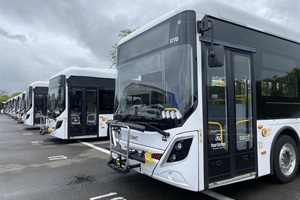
<box><xmin>0</xmin><ymin>90</ymin><xmax>21</xmax><ymax>109</ymax></box>
<box><xmin>0</xmin><ymin>89</ymin><xmax>7</xmax><ymax>96</ymax></box>
<box><xmin>11</xmin><ymin>92</ymin><xmax>22</xmax><ymax>98</ymax></box>
<box><xmin>107</xmin><ymin>28</ymin><xmax>136</xmax><ymax>68</ymax></box>
<box><xmin>0</xmin><ymin>89</ymin><xmax>9</xmax><ymax>109</ymax></box>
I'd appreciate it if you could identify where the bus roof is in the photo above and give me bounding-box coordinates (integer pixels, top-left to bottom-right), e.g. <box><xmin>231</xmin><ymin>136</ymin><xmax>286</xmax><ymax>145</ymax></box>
<box><xmin>49</xmin><ymin>67</ymin><xmax>117</xmax><ymax>80</ymax></box>
<box><xmin>27</xmin><ymin>81</ymin><xmax>49</xmax><ymax>88</ymax></box>
<box><xmin>119</xmin><ymin>0</ymin><xmax>299</xmax><ymax>45</ymax></box>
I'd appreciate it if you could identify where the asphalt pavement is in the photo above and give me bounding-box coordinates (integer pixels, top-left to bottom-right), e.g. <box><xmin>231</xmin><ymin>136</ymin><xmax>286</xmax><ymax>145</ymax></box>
<box><xmin>0</xmin><ymin>114</ymin><xmax>299</xmax><ymax>200</ymax></box>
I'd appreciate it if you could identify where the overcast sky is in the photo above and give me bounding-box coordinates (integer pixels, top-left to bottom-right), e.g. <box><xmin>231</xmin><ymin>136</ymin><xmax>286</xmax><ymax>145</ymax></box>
<box><xmin>1</xmin><ymin>0</ymin><xmax>299</xmax><ymax>95</ymax></box>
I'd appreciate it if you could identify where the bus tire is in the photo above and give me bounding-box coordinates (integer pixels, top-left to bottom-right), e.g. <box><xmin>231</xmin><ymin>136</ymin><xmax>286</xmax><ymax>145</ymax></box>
<box><xmin>273</xmin><ymin>135</ymin><xmax>299</xmax><ymax>183</ymax></box>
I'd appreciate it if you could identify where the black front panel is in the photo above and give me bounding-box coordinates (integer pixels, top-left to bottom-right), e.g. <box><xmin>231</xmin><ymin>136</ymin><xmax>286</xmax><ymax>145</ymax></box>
<box><xmin>204</xmin><ymin>44</ymin><xmax>255</xmax><ymax>183</ymax></box>
<box><xmin>69</xmin><ymin>88</ymin><xmax>84</xmax><ymax>137</ymax></box>
<box><xmin>204</xmin><ymin>17</ymin><xmax>300</xmax><ymax>120</ymax></box>
<box><xmin>33</xmin><ymin>87</ymin><xmax>48</xmax><ymax>125</ymax></box>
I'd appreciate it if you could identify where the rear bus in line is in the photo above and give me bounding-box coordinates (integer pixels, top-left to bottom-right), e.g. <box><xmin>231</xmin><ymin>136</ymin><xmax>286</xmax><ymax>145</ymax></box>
<box><xmin>16</xmin><ymin>92</ymin><xmax>26</xmax><ymax>122</ymax></box>
<box><xmin>23</xmin><ymin>81</ymin><xmax>49</xmax><ymax>127</ymax></box>
<box><xmin>107</xmin><ymin>0</ymin><xmax>300</xmax><ymax>192</ymax></box>
<box><xmin>45</xmin><ymin>67</ymin><xmax>116</xmax><ymax>139</ymax></box>
<box><xmin>1</xmin><ymin>101</ymin><xmax>7</xmax><ymax>114</ymax></box>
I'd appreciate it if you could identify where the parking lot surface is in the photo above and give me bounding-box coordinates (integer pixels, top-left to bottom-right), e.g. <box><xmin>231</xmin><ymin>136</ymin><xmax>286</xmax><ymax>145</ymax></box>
<box><xmin>0</xmin><ymin>114</ymin><xmax>299</xmax><ymax>200</ymax></box>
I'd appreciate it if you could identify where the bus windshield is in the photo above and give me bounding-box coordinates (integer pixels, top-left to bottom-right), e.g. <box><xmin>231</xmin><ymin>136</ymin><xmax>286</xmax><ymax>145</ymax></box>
<box><xmin>25</xmin><ymin>86</ymin><xmax>32</xmax><ymax>112</ymax></box>
<box><xmin>48</xmin><ymin>76</ymin><xmax>65</xmax><ymax>117</ymax></box>
<box><xmin>114</xmin><ymin>11</ymin><xmax>197</xmax><ymax>130</ymax></box>
<box><xmin>20</xmin><ymin>93</ymin><xmax>26</xmax><ymax>111</ymax></box>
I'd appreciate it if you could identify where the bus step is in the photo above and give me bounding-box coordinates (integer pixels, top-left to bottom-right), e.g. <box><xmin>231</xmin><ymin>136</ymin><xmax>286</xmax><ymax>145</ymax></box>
<box><xmin>129</xmin><ymin>152</ymin><xmax>146</xmax><ymax>163</ymax></box>
<box><xmin>107</xmin><ymin>158</ymin><xmax>130</xmax><ymax>174</ymax></box>
<box><xmin>129</xmin><ymin>164</ymin><xmax>141</xmax><ymax>169</ymax></box>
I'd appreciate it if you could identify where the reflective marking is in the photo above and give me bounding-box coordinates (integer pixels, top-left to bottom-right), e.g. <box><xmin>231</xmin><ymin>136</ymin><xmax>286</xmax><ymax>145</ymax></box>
<box><xmin>23</xmin><ymin>133</ymin><xmax>33</xmax><ymax>135</ymax></box>
<box><xmin>90</xmin><ymin>192</ymin><xmax>117</xmax><ymax>200</ymax></box>
<box><xmin>202</xmin><ymin>190</ymin><xmax>235</xmax><ymax>200</ymax></box>
<box><xmin>111</xmin><ymin>197</ymin><xmax>126</xmax><ymax>200</ymax></box>
<box><xmin>31</xmin><ymin>141</ymin><xmax>44</xmax><ymax>145</ymax></box>
<box><xmin>90</xmin><ymin>141</ymin><xmax>110</xmax><ymax>145</ymax></box>
<box><xmin>78</xmin><ymin>140</ymin><xmax>110</xmax><ymax>155</ymax></box>
<box><xmin>47</xmin><ymin>155</ymin><xmax>67</xmax><ymax>161</ymax></box>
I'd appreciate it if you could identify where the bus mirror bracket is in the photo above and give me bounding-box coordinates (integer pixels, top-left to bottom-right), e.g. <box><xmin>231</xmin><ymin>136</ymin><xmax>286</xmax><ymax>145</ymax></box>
<box><xmin>197</xmin><ymin>18</ymin><xmax>224</xmax><ymax>67</ymax></box>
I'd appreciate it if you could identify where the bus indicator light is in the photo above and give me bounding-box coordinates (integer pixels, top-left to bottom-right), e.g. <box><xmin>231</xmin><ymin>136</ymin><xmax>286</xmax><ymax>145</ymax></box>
<box><xmin>262</xmin><ymin>129</ymin><xmax>267</xmax><ymax>137</ymax></box>
<box><xmin>144</xmin><ymin>151</ymin><xmax>153</xmax><ymax>165</ymax></box>
<box><xmin>258</xmin><ymin>125</ymin><xmax>263</xmax><ymax>129</ymax></box>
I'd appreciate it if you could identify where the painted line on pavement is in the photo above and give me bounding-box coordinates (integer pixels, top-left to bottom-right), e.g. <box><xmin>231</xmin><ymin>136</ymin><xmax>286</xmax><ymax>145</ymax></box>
<box><xmin>78</xmin><ymin>140</ymin><xmax>110</xmax><ymax>155</ymax></box>
<box><xmin>90</xmin><ymin>192</ymin><xmax>117</xmax><ymax>200</ymax></box>
<box><xmin>202</xmin><ymin>190</ymin><xmax>235</xmax><ymax>200</ymax></box>
<box><xmin>31</xmin><ymin>141</ymin><xmax>44</xmax><ymax>145</ymax></box>
<box><xmin>47</xmin><ymin>155</ymin><xmax>67</xmax><ymax>161</ymax></box>
<box><xmin>23</xmin><ymin>133</ymin><xmax>33</xmax><ymax>135</ymax></box>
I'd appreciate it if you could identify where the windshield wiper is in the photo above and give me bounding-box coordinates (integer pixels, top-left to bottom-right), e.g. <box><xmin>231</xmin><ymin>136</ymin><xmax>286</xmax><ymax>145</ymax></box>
<box><xmin>115</xmin><ymin>114</ymin><xmax>170</xmax><ymax>137</ymax></box>
<box><xmin>136</xmin><ymin>122</ymin><xmax>170</xmax><ymax>137</ymax></box>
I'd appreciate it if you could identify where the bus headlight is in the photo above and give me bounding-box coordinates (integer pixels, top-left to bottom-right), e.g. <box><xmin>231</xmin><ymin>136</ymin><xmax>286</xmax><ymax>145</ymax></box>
<box><xmin>175</xmin><ymin>141</ymin><xmax>183</xmax><ymax>151</ymax></box>
<box><xmin>167</xmin><ymin>138</ymin><xmax>193</xmax><ymax>163</ymax></box>
<box><xmin>170</xmin><ymin>154</ymin><xmax>177</xmax><ymax>162</ymax></box>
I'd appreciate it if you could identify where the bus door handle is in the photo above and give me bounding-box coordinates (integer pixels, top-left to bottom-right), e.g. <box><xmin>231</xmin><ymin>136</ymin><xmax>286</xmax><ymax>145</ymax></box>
<box><xmin>216</xmin><ymin>160</ymin><xmax>222</xmax><ymax>166</ymax></box>
<box><xmin>243</xmin><ymin>155</ymin><xmax>249</xmax><ymax>160</ymax></box>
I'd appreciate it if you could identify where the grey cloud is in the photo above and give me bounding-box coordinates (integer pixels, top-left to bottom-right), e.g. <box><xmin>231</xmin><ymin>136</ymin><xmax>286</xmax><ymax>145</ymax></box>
<box><xmin>0</xmin><ymin>27</ymin><xmax>27</xmax><ymax>42</ymax></box>
<box><xmin>1</xmin><ymin>0</ymin><xmax>298</xmax><ymax>95</ymax></box>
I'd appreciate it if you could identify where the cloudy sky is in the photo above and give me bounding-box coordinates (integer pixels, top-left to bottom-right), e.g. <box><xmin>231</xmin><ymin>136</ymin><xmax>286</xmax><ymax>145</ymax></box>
<box><xmin>1</xmin><ymin>0</ymin><xmax>299</xmax><ymax>95</ymax></box>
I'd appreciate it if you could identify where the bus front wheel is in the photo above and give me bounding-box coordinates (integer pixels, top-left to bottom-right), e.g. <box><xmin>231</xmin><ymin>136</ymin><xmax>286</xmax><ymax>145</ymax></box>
<box><xmin>273</xmin><ymin>135</ymin><xmax>299</xmax><ymax>183</ymax></box>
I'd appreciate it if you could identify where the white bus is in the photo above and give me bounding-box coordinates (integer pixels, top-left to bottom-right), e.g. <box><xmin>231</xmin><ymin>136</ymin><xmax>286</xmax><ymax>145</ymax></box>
<box><xmin>14</xmin><ymin>93</ymin><xmax>22</xmax><ymax>120</ymax></box>
<box><xmin>107</xmin><ymin>0</ymin><xmax>300</xmax><ymax>191</ymax></box>
<box><xmin>17</xmin><ymin>92</ymin><xmax>26</xmax><ymax>122</ymax></box>
<box><xmin>10</xmin><ymin>95</ymin><xmax>18</xmax><ymax>118</ymax></box>
<box><xmin>1</xmin><ymin>101</ymin><xmax>7</xmax><ymax>114</ymax></box>
<box><xmin>45</xmin><ymin>67</ymin><xmax>116</xmax><ymax>139</ymax></box>
<box><xmin>6</xmin><ymin>98</ymin><xmax>12</xmax><ymax>116</ymax></box>
<box><xmin>24</xmin><ymin>81</ymin><xmax>49</xmax><ymax>127</ymax></box>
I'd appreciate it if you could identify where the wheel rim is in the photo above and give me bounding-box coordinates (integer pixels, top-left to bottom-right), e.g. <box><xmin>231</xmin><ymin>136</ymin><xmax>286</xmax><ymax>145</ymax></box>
<box><xmin>279</xmin><ymin>143</ymin><xmax>296</xmax><ymax>176</ymax></box>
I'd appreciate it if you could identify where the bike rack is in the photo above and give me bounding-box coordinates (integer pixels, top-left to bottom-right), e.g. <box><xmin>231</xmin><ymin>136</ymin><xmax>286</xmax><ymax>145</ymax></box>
<box><xmin>107</xmin><ymin>122</ymin><xmax>144</xmax><ymax>173</ymax></box>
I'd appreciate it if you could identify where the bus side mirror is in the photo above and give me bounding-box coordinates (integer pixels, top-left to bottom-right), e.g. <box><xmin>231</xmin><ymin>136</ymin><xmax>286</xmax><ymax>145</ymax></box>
<box><xmin>209</xmin><ymin>45</ymin><xmax>224</xmax><ymax>67</ymax></box>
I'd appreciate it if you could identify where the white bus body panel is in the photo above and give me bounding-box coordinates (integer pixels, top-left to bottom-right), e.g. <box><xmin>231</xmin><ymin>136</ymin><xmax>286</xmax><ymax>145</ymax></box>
<box><xmin>24</xmin><ymin>107</ymin><xmax>35</xmax><ymax>126</ymax></box>
<box><xmin>98</xmin><ymin>114</ymin><xmax>113</xmax><ymax>137</ymax></box>
<box><xmin>49</xmin><ymin>110</ymin><xmax>68</xmax><ymax>139</ymax></box>
<box><xmin>257</xmin><ymin>119</ymin><xmax>300</xmax><ymax>177</ymax></box>
<box><xmin>113</xmin><ymin>106</ymin><xmax>206</xmax><ymax>191</ymax></box>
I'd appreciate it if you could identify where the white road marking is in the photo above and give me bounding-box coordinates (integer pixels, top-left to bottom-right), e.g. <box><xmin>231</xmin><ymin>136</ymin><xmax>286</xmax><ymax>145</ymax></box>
<box><xmin>111</xmin><ymin>197</ymin><xmax>126</xmax><ymax>200</ymax></box>
<box><xmin>23</xmin><ymin>133</ymin><xmax>33</xmax><ymax>135</ymax></box>
<box><xmin>90</xmin><ymin>141</ymin><xmax>110</xmax><ymax>145</ymax></box>
<box><xmin>78</xmin><ymin>140</ymin><xmax>110</xmax><ymax>155</ymax></box>
<box><xmin>202</xmin><ymin>190</ymin><xmax>235</xmax><ymax>200</ymax></box>
<box><xmin>90</xmin><ymin>192</ymin><xmax>117</xmax><ymax>200</ymax></box>
<box><xmin>31</xmin><ymin>141</ymin><xmax>44</xmax><ymax>145</ymax></box>
<box><xmin>47</xmin><ymin>155</ymin><xmax>67</xmax><ymax>161</ymax></box>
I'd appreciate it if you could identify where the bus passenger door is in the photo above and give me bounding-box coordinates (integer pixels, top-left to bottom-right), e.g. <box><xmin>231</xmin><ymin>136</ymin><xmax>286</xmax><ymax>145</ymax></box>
<box><xmin>205</xmin><ymin>47</ymin><xmax>255</xmax><ymax>184</ymax></box>
<box><xmin>85</xmin><ymin>89</ymin><xmax>98</xmax><ymax>136</ymax></box>
<box><xmin>69</xmin><ymin>88</ymin><xmax>83</xmax><ymax>137</ymax></box>
<box><xmin>34</xmin><ymin>93</ymin><xmax>47</xmax><ymax>125</ymax></box>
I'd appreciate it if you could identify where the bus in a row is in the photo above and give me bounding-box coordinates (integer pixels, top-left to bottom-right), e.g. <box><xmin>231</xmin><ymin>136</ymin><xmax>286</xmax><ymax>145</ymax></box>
<box><xmin>107</xmin><ymin>0</ymin><xmax>300</xmax><ymax>192</ymax></box>
<box><xmin>23</xmin><ymin>81</ymin><xmax>49</xmax><ymax>127</ymax></box>
<box><xmin>3</xmin><ymin>67</ymin><xmax>116</xmax><ymax>141</ymax></box>
<box><xmin>42</xmin><ymin>67</ymin><xmax>116</xmax><ymax>139</ymax></box>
